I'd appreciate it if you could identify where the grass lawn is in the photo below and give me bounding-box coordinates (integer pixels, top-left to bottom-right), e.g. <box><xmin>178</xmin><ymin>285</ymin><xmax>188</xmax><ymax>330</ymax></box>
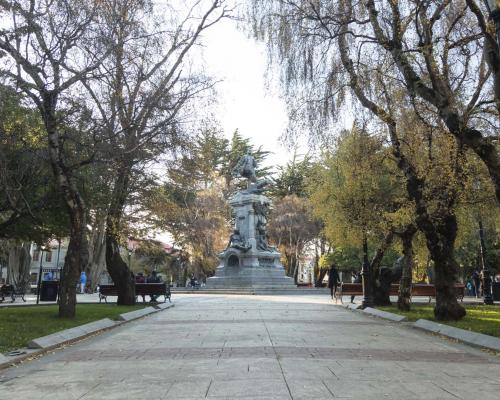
<box><xmin>0</xmin><ymin>304</ymin><xmax>146</xmax><ymax>353</ymax></box>
<box><xmin>378</xmin><ymin>304</ymin><xmax>500</xmax><ymax>338</ymax></box>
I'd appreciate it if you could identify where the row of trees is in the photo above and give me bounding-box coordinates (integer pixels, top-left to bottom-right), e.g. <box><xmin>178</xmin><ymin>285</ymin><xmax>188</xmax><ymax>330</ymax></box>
<box><xmin>1</xmin><ymin>1</ymin><xmax>498</xmax><ymax>323</ymax></box>
<box><xmin>249</xmin><ymin>0</ymin><xmax>499</xmax><ymax>319</ymax></box>
<box><xmin>0</xmin><ymin>0</ymin><xmax>230</xmax><ymax>317</ymax></box>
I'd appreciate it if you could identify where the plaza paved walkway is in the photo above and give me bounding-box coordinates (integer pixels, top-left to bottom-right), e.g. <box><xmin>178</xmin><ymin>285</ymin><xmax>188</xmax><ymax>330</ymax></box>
<box><xmin>1</xmin><ymin>294</ymin><xmax>499</xmax><ymax>399</ymax></box>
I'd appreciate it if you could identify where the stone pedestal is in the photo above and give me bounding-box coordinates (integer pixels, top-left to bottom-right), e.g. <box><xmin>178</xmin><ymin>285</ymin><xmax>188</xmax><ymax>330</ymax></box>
<box><xmin>206</xmin><ymin>192</ymin><xmax>295</xmax><ymax>288</ymax></box>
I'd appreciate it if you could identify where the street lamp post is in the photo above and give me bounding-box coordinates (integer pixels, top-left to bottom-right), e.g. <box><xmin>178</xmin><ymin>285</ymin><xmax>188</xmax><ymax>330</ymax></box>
<box><xmin>361</xmin><ymin>233</ymin><xmax>374</xmax><ymax>308</ymax></box>
<box><xmin>36</xmin><ymin>245</ymin><xmax>46</xmax><ymax>305</ymax></box>
<box><xmin>488</xmin><ymin>0</ymin><xmax>500</xmax><ymax>47</ymax></box>
<box><xmin>478</xmin><ymin>218</ymin><xmax>494</xmax><ymax>305</ymax></box>
<box><xmin>474</xmin><ymin>179</ymin><xmax>494</xmax><ymax>305</ymax></box>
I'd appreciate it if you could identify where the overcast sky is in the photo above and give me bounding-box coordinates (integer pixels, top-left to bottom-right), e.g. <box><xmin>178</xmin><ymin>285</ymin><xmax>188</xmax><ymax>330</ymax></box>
<box><xmin>200</xmin><ymin>14</ymin><xmax>300</xmax><ymax>167</ymax></box>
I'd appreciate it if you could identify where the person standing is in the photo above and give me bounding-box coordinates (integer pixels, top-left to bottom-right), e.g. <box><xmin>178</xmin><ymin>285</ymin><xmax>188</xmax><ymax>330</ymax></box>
<box><xmin>351</xmin><ymin>271</ymin><xmax>362</xmax><ymax>303</ymax></box>
<box><xmin>147</xmin><ymin>270</ymin><xmax>161</xmax><ymax>302</ymax></box>
<box><xmin>79</xmin><ymin>271</ymin><xmax>87</xmax><ymax>294</ymax></box>
<box><xmin>328</xmin><ymin>263</ymin><xmax>340</xmax><ymax>300</ymax></box>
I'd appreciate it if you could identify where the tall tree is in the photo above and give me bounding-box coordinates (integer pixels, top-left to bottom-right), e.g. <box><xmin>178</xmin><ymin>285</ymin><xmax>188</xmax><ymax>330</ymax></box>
<box><xmin>272</xmin><ymin>152</ymin><xmax>312</xmax><ymax>198</ymax></box>
<box><xmin>0</xmin><ymin>0</ymin><xmax>114</xmax><ymax>317</ymax></box>
<box><xmin>249</xmin><ymin>0</ymin><xmax>475</xmax><ymax>320</ymax></box>
<box><xmin>146</xmin><ymin>129</ymin><xmax>233</xmax><ymax>279</ymax></box>
<box><xmin>308</xmin><ymin>127</ymin><xmax>403</xmax><ymax>305</ymax></box>
<box><xmin>0</xmin><ymin>86</ymin><xmax>67</xmax><ymax>241</ymax></box>
<box><xmin>81</xmin><ymin>0</ymin><xmax>230</xmax><ymax>304</ymax></box>
<box><xmin>250</xmin><ymin>0</ymin><xmax>499</xmax><ymax>202</ymax></box>
<box><xmin>268</xmin><ymin>195</ymin><xmax>319</xmax><ymax>283</ymax></box>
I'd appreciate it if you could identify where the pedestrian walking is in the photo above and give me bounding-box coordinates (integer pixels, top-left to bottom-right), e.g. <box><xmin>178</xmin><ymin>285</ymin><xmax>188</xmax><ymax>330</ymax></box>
<box><xmin>328</xmin><ymin>263</ymin><xmax>340</xmax><ymax>301</ymax></box>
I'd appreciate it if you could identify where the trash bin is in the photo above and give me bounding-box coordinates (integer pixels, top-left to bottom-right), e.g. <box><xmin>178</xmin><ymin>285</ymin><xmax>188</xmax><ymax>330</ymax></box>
<box><xmin>40</xmin><ymin>280</ymin><xmax>59</xmax><ymax>301</ymax></box>
<box><xmin>492</xmin><ymin>282</ymin><xmax>500</xmax><ymax>301</ymax></box>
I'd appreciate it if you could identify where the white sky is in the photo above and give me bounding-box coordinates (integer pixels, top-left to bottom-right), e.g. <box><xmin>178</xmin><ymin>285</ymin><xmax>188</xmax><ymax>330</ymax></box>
<box><xmin>200</xmin><ymin>15</ymin><xmax>301</xmax><ymax>167</ymax></box>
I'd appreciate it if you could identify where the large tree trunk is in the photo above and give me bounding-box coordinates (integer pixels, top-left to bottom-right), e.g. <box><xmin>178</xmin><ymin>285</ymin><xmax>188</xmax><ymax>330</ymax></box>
<box><xmin>291</xmin><ymin>257</ymin><xmax>299</xmax><ymax>285</ymax></box>
<box><xmin>418</xmin><ymin>213</ymin><xmax>465</xmax><ymax>320</ymax></box>
<box><xmin>397</xmin><ymin>226</ymin><xmax>416</xmax><ymax>311</ymax></box>
<box><xmin>314</xmin><ymin>237</ymin><xmax>327</xmax><ymax>287</ymax></box>
<box><xmin>60</xmin><ymin>216</ymin><xmax>88</xmax><ymax>318</ymax></box>
<box><xmin>43</xmin><ymin>95</ymin><xmax>88</xmax><ymax>318</ymax></box>
<box><xmin>87</xmin><ymin>214</ymin><xmax>107</xmax><ymax>291</ymax></box>
<box><xmin>338</xmin><ymin>21</ymin><xmax>466</xmax><ymax>320</ymax></box>
<box><xmin>315</xmin><ymin>269</ymin><xmax>327</xmax><ymax>287</ymax></box>
<box><xmin>7</xmin><ymin>241</ymin><xmax>31</xmax><ymax>291</ymax></box>
<box><xmin>371</xmin><ymin>231</ymin><xmax>394</xmax><ymax>306</ymax></box>
<box><xmin>105</xmin><ymin>166</ymin><xmax>135</xmax><ymax>305</ymax></box>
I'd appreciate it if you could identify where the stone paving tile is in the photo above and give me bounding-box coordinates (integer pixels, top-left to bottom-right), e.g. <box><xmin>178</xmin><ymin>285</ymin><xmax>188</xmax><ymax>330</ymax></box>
<box><xmin>206</xmin><ymin>378</ymin><xmax>291</xmax><ymax>398</ymax></box>
<box><xmin>163</xmin><ymin>378</ymin><xmax>211</xmax><ymax>399</ymax></box>
<box><xmin>432</xmin><ymin>381</ymin><xmax>500</xmax><ymax>400</ymax></box>
<box><xmin>81</xmin><ymin>381</ymin><xmax>169</xmax><ymax>400</ymax></box>
<box><xmin>56</xmin><ymin>345</ymin><xmax>494</xmax><ymax>364</ymax></box>
<box><xmin>1</xmin><ymin>294</ymin><xmax>499</xmax><ymax>400</ymax></box>
<box><xmin>285</xmin><ymin>379</ymin><xmax>335</xmax><ymax>399</ymax></box>
<box><xmin>148</xmin><ymin>319</ymin><xmax>383</xmax><ymax>326</ymax></box>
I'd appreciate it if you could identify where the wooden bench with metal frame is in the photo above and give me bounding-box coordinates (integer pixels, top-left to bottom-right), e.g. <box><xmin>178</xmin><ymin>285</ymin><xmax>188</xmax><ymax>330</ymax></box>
<box><xmin>336</xmin><ymin>282</ymin><xmax>465</xmax><ymax>304</ymax></box>
<box><xmin>0</xmin><ymin>284</ymin><xmax>26</xmax><ymax>303</ymax></box>
<box><xmin>411</xmin><ymin>283</ymin><xmax>465</xmax><ymax>303</ymax></box>
<box><xmin>99</xmin><ymin>283</ymin><xmax>171</xmax><ymax>303</ymax></box>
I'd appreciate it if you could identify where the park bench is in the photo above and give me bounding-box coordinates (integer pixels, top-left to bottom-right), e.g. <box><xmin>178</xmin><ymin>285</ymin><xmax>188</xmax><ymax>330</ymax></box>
<box><xmin>98</xmin><ymin>283</ymin><xmax>171</xmax><ymax>303</ymax></box>
<box><xmin>0</xmin><ymin>284</ymin><xmax>26</xmax><ymax>303</ymax></box>
<box><xmin>336</xmin><ymin>282</ymin><xmax>465</xmax><ymax>304</ymax></box>
<box><xmin>336</xmin><ymin>283</ymin><xmax>398</xmax><ymax>303</ymax></box>
<box><xmin>411</xmin><ymin>283</ymin><xmax>465</xmax><ymax>303</ymax></box>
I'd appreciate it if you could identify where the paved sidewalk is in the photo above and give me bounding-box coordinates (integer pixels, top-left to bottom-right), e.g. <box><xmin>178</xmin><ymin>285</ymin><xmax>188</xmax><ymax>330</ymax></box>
<box><xmin>0</xmin><ymin>293</ymin><xmax>489</xmax><ymax>307</ymax></box>
<box><xmin>1</xmin><ymin>294</ymin><xmax>499</xmax><ymax>399</ymax></box>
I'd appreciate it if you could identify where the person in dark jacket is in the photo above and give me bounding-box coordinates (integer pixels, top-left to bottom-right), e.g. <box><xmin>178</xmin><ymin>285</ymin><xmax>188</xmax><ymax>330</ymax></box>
<box><xmin>146</xmin><ymin>271</ymin><xmax>162</xmax><ymax>302</ymax></box>
<box><xmin>351</xmin><ymin>271</ymin><xmax>362</xmax><ymax>303</ymax></box>
<box><xmin>328</xmin><ymin>264</ymin><xmax>340</xmax><ymax>300</ymax></box>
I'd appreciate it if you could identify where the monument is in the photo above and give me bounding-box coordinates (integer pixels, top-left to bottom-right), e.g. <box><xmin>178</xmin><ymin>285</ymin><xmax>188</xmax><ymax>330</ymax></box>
<box><xmin>206</xmin><ymin>153</ymin><xmax>295</xmax><ymax>288</ymax></box>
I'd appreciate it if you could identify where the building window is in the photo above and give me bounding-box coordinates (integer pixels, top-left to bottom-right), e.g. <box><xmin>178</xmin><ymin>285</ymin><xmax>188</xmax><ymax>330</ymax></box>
<box><xmin>33</xmin><ymin>250</ymin><xmax>40</xmax><ymax>262</ymax></box>
<box><xmin>45</xmin><ymin>251</ymin><xmax>52</xmax><ymax>262</ymax></box>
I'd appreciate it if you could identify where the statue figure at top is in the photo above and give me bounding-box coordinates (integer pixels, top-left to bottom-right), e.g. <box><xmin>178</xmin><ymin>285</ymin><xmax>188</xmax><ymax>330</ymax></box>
<box><xmin>232</xmin><ymin>152</ymin><xmax>271</xmax><ymax>194</ymax></box>
<box><xmin>232</xmin><ymin>152</ymin><xmax>257</xmax><ymax>183</ymax></box>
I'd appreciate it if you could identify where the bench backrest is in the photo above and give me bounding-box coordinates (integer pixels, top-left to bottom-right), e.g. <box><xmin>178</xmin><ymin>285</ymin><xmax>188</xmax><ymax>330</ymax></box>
<box><xmin>389</xmin><ymin>284</ymin><xmax>400</xmax><ymax>296</ymax></box>
<box><xmin>454</xmin><ymin>283</ymin><xmax>465</xmax><ymax>296</ymax></box>
<box><xmin>99</xmin><ymin>283</ymin><xmax>168</xmax><ymax>296</ymax></box>
<box><xmin>339</xmin><ymin>282</ymin><xmax>465</xmax><ymax>297</ymax></box>
<box><xmin>411</xmin><ymin>284</ymin><xmax>436</xmax><ymax>296</ymax></box>
<box><xmin>339</xmin><ymin>283</ymin><xmax>362</xmax><ymax>294</ymax></box>
<box><xmin>0</xmin><ymin>284</ymin><xmax>15</xmax><ymax>294</ymax></box>
<box><xmin>99</xmin><ymin>284</ymin><xmax>119</xmax><ymax>296</ymax></box>
<box><xmin>135</xmin><ymin>283</ymin><xmax>167</xmax><ymax>295</ymax></box>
